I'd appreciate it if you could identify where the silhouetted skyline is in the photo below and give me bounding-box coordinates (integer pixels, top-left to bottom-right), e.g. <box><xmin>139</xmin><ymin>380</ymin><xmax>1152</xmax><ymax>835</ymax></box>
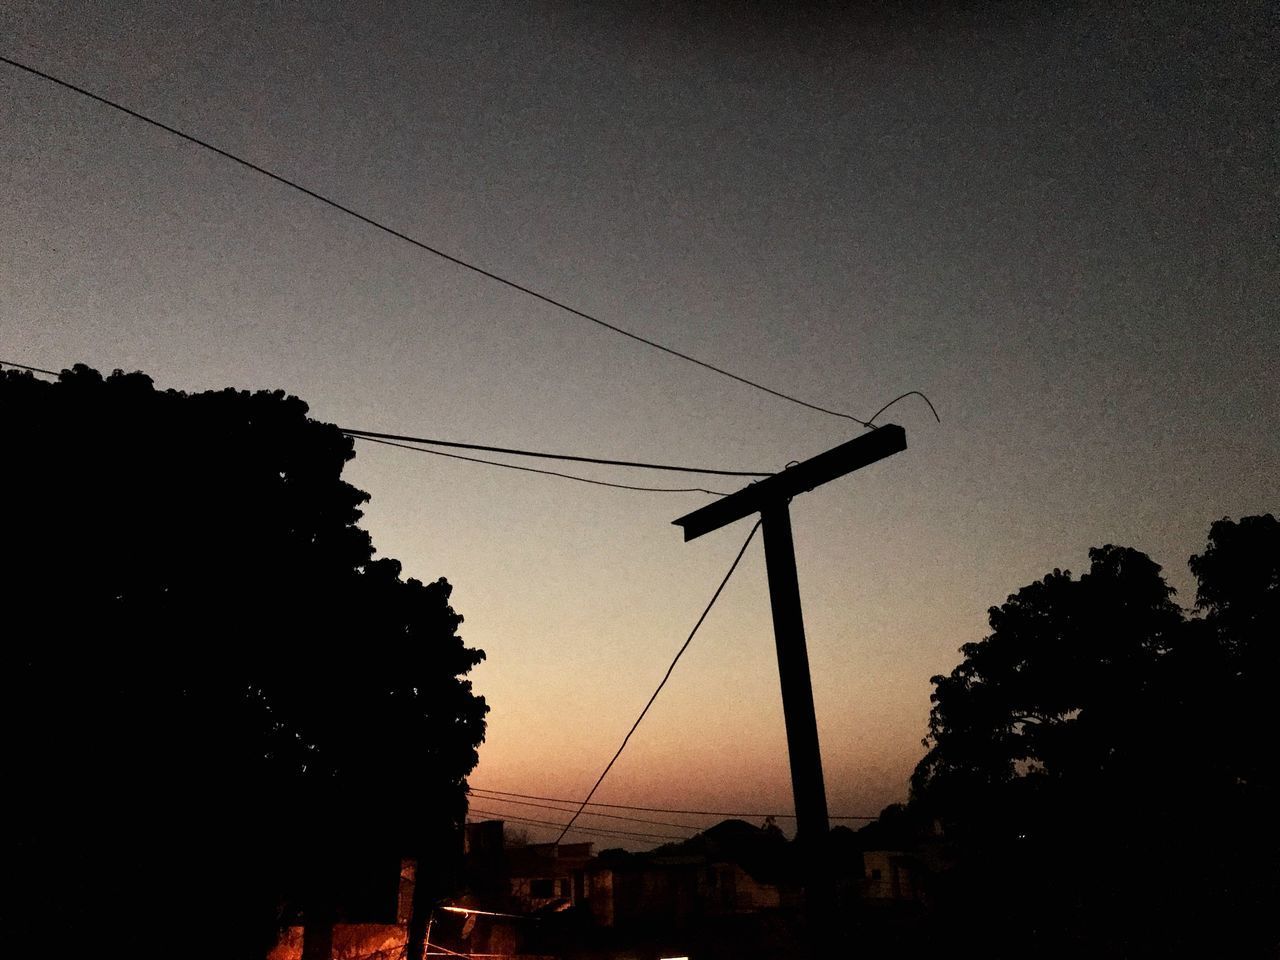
<box><xmin>2</xmin><ymin>0</ymin><xmax>1275</xmax><ymax>837</ymax></box>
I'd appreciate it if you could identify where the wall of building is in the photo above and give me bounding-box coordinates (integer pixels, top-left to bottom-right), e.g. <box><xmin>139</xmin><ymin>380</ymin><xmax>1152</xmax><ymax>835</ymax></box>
<box><xmin>862</xmin><ymin>850</ymin><xmax>922</xmax><ymax>901</ymax></box>
<box><xmin>268</xmin><ymin>924</ymin><xmax>405</xmax><ymax>960</ymax></box>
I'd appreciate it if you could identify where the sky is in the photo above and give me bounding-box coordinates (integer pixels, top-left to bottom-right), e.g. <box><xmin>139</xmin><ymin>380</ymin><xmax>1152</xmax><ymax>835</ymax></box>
<box><xmin>2</xmin><ymin>0</ymin><xmax>1276</xmax><ymax>847</ymax></box>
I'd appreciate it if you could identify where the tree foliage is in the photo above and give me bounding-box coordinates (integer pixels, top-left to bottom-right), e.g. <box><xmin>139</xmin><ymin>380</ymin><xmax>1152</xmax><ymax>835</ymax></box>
<box><xmin>2</xmin><ymin>365</ymin><xmax>488</xmax><ymax>959</ymax></box>
<box><xmin>913</xmin><ymin>546</ymin><xmax>1183</xmax><ymax>808</ymax></box>
<box><xmin>911</xmin><ymin>516</ymin><xmax>1278</xmax><ymax>956</ymax></box>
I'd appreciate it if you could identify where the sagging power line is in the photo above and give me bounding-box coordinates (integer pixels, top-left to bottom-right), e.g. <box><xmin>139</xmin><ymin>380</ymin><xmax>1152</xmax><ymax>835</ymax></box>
<box><xmin>0</xmin><ymin>357</ymin><xmax>752</xmax><ymax>491</ymax></box>
<box><xmin>0</xmin><ymin>356</ymin><xmax>935</xmax><ymax>499</ymax></box>
<box><xmin>467</xmin><ymin>808</ymin><xmax>690</xmax><ymax>843</ymax></box>
<box><xmin>0</xmin><ymin>54</ymin><xmax>880</xmax><ymax>426</ymax></box>
<box><xmin>467</xmin><ymin>792</ymin><xmax>715</xmax><ymax>830</ymax></box>
<box><xmin>340</xmin><ymin>427</ymin><xmax>770</xmax><ymax>478</ymax></box>
<box><xmin>866</xmin><ymin>391</ymin><xmax>941</xmax><ymax>426</ymax></box>
<box><xmin>469</xmin><ymin>787</ymin><xmax>878</xmax><ymax>821</ymax></box>
<box><xmin>352</xmin><ymin>435</ymin><xmax>733</xmax><ymax>496</ymax></box>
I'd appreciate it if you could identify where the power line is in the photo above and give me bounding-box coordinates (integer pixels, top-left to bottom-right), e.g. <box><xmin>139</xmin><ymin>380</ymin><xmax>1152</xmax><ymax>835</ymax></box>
<box><xmin>351</xmin><ymin>435</ymin><xmax>732</xmax><ymax>496</ymax></box>
<box><xmin>866</xmin><ymin>390</ymin><xmax>941</xmax><ymax>426</ymax></box>
<box><xmin>472</xmin><ymin>787</ymin><xmax>879</xmax><ymax>821</ymax></box>
<box><xmin>343</xmin><ymin>428</ymin><xmax>762</xmax><ymax>479</ymax></box>
<box><xmin>0</xmin><ymin>359</ymin><xmax>60</xmax><ymax>377</ymax></box>
<box><xmin>467</xmin><ymin>791</ymin><xmax>709</xmax><ymax>830</ymax></box>
<box><xmin>0</xmin><ymin>352</ymin><xmax>753</xmax><ymax>485</ymax></box>
<box><xmin>0</xmin><ymin>353</ymin><xmax>759</xmax><ymax>482</ymax></box>
<box><xmin>555</xmin><ymin>519</ymin><xmax>762</xmax><ymax>843</ymax></box>
<box><xmin>470</xmin><ymin>812</ymin><xmax>688</xmax><ymax>844</ymax></box>
<box><xmin>3</xmin><ymin>349</ymin><xmax>934</xmax><ymax>504</ymax></box>
<box><xmin>0</xmin><ymin>54</ymin><xmax>874</xmax><ymax>426</ymax></box>
<box><xmin>467</xmin><ymin>808</ymin><xmax>689</xmax><ymax>843</ymax></box>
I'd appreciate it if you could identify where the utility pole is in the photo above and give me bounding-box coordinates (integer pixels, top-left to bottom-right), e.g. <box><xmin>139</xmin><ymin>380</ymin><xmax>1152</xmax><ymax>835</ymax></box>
<box><xmin>673</xmin><ymin>425</ymin><xmax>907</xmax><ymax>943</ymax></box>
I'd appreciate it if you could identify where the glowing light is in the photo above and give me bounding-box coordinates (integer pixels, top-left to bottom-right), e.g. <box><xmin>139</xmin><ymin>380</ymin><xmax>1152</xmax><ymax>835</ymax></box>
<box><xmin>439</xmin><ymin>905</ymin><xmax>528</xmax><ymax>919</ymax></box>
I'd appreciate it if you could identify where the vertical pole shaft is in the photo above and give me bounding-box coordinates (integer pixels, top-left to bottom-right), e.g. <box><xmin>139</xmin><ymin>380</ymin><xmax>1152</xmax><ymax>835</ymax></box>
<box><xmin>761</xmin><ymin>501</ymin><xmax>833</xmax><ymax>953</ymax></box>
<box><xmin>760</xmin><ymin>500</ymin><xmax>831</xmax><ymax>843</ymax></box>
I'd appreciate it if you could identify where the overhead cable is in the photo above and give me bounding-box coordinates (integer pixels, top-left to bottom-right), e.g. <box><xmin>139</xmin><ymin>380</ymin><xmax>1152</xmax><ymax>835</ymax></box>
<box><xmin>555</xmin><ymin>519</ymin><xmax>762</xmax><ymax>843</ymax></box>
<box><xmin>467</xmin><ymin>808</ymin><xmax>689</xmax><ymax>843</ymax></box>
<box><xmin>0</xmin><ymin>359</ymin><xmax>60</xmax><ymax>377</ymax></box>
<box><xmin>467</xmin><ymin>791</ymin><xmax>708</xmax><ymax>830</ymax></box>
<box><xmin>4</xmin><ymin>351</ymin><xmax>935</xmax><ymax>494</ymax></box>
<box><xmin>341</xmin><ymin>427</ymin><xmax>769</xmax><ymax>477</ymax></box>
<box><xmin>0</xmin><ymin>54</ymin><xmax>876</xmax><ymax>426</ymax></box>
<box><xmin>866</xmin><ymin>390</ymin><xmax>941</xmax><ymax>426</ymax></box>
<box><xmin>351</xmin><ymin>435</ymin><xmax>732</xmax><ymax>496</ymax></box>
<box><xmin>0</xmin><ymin>354</ymin><xmax>757</xmax><ymax>482</ymax></box>
<box><xmin>472</xmin><ymin>787</ymin><xmax>879</xmax><ymax>821</ymax></box>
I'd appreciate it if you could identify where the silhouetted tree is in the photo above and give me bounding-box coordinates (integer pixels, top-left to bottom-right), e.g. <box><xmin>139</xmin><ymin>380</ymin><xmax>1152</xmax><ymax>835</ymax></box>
<box><xmin>1</xmin><ymin>365</ymin><xmax>488</xmax><ymax>960</ymax></box>
<box><xmin>913</xmin><ymin>545</ymin><xmax>1182</xmax><ymax>824</ymax></box>
<box><xmin>1188</xmin><ymin>513</ymin><xmax>1279</xmax><ymax>718</ymax></box>
<box><xmin>910</xmin><ymin>517</ymin><xmax>1278</xmax><ymax>957</ymax></box>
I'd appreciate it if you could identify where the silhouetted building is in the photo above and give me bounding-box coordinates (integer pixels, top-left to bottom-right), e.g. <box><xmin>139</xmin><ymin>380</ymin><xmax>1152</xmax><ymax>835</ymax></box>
<box><xmin>587</xmin><ymin>852</ymin><xmax>786</xmax><ymax>928</ymax></box>
<box><xmin>861</xmin><ymin>850</ymin><xmax>925</xmax><ymax>902</ymax></box>
<box><xmin>268</xmin><ymin>857</ymin><xmax>415</xmax><ymax>960</ymax></box>
<box><xmin>508</xmin><ymin>840</ymin><xmax>594</xmax><ymax>912</ymax></box>
<box><xmin>463</xmin><ymin>820</ymin><xmax>594</xmax><ymax>913</ymax></box>
<box><xmin>577</xmin><ymin>820</ymin><xmax>798</xmax><ymax>929</ymax></box>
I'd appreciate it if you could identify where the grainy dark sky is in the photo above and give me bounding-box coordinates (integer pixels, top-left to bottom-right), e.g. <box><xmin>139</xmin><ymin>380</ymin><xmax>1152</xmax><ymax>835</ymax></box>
<box><xmin>2</xmin><ymin>0</ymin><xmax>1276</xmax><ymax>843</ymax></box>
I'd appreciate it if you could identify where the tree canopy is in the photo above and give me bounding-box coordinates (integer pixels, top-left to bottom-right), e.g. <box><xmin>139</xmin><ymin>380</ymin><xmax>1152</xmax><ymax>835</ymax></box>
<box><xmin>2</xmin><ymin>364</ymin><xmax>488</xmax><ymax>959</ymax></box>
<box><xmin>911</xmin><ymin>515</ymin><xmax>1278</xmax><ymax>957</ymax></box>
<box><xmin>913</xmin><ymin>545</ymin><xmax>1183</xmax><ymax>809</ymax></box>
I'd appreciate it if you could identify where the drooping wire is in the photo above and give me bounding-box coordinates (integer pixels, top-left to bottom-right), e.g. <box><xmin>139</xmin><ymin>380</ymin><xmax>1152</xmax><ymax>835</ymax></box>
<box><xmin>0</xmin><ymin>353</ymin><xmax>757</xmax><ymax>483</ymax></box>
<box><xmin>471</xmin><ymin>787</ymin><xmax>878</xmax><ymax>821</ymax></box>
<box><xmin>468</xmin><ymin>808</ymin><xmax>691</xmax><ymax>843</ymax></box>
<box><xmin>351</xmin><ymin>434</ymin><xmax>732</xmax><ymax>496</ymax></box>
<box><xmin>866</xmin><ymin>390</ymin><xmax>941</xmax><ymax>426</ymax></box>
<box><xmin>4</xmin><ymin>352</ymin><xmax>935</xmax><ymax>485</ymax></box>
<box><xmin>468</xmin><ymin>810</ymin><xmax>687</xmax><ymax>842</ymax></box>
<box><xmin>555</xmin><ymin>519</ymin><xmax>762</xmax><ymax>843</ymax></box>
<box><xmin>341</xmin><ymin>427</ymin><xmax>769</xmax><ymax>477</ymax></box>
<box><xmin>467</xmin><ymin>791</ymin><xmax>707</xmax><ymax>830</ymax></box>
<box><xmin>0</xmin><ymin>54</ymin><xmax>873</xmax><ymax>426</ymax></box>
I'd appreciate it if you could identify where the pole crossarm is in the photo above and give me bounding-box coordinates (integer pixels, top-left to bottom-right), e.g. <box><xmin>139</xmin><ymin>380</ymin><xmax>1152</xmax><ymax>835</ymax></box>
<box><xmin>672</xmin><ymin>424</ymin><xmax>907</xmax><ymax>541</ymax></box>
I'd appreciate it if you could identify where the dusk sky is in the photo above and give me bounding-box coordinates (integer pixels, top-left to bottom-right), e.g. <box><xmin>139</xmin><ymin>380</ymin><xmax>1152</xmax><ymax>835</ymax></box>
<box><xmin>3</xmin><ymin>1</ymin><xmax>1275</xmax><ymax>844</ymax></box>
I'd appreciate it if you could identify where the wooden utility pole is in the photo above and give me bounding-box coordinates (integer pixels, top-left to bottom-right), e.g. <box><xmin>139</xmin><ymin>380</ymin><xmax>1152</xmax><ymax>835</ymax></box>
<box><xmin>673</xmin><ymin>425</ymin><xmax>907</xmax><ymax>937</ymax></box>
<box><xmin>759</xmin><ymin>499</ymin><xmax>830</xmax><ymax>842</ymax></box>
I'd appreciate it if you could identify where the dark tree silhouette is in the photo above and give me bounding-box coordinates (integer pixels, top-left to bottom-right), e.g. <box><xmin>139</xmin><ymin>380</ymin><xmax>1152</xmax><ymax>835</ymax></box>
<box><xmin>911</xmin><ymin>518</ymin><xmax>1278</xmax><ymax>957</ymax></box>
<box><xmin>1</xmin><ymin>365</ymin><xmax>488</xmax><ymax>960</ymax></box>
<box><xmin>913</xmin><ymin>545</ymin><xmax>1183</xmax><ymax>816</ymax></box>
<box><xmin>1189</xmin><ymin>513</ymin><xmax>1279</xmax><ymax>681</ymax></box>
